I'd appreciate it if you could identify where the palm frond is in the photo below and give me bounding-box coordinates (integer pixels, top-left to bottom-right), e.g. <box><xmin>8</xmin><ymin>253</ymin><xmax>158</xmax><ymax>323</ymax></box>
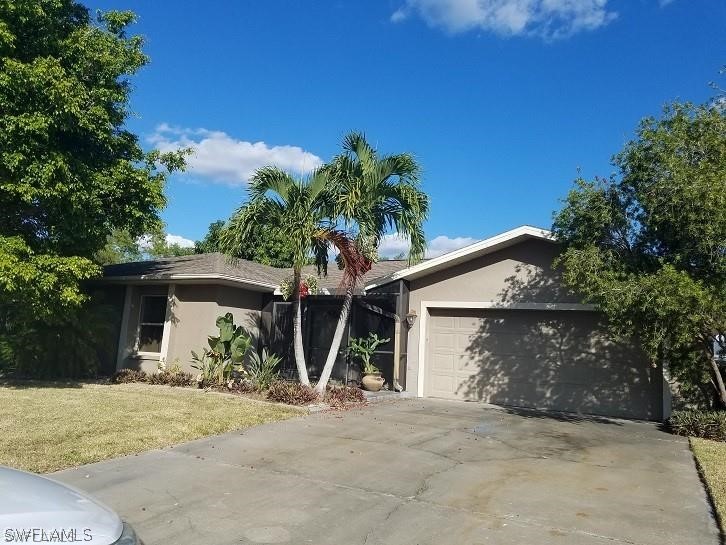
<box><xmin>248</xmin><ymin>166</ymin><xmax>296</xmax><ymax>204</ymax></box>
<box><xmin>321</xmin><ymin>229</ymin><xmax>372</xmax><ymax>290</ymax></box>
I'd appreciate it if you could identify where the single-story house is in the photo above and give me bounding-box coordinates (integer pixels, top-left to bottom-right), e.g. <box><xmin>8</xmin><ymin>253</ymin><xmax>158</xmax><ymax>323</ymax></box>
<box><xmin>96</xmin><ymin>225</ymin><xmax>669</xmax><ymax>421</ymax></box>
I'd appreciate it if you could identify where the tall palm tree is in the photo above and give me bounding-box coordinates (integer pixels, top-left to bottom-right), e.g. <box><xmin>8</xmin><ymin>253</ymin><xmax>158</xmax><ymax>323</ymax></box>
<box><xmin>313</xmin><ymin>132</ymin><xmax>429</xmax><ymax>394</ymax></box>
<box><xmin>220</xmin><ymin>166</ymin><xmax>367</xmax><ymax>386</ymax></box>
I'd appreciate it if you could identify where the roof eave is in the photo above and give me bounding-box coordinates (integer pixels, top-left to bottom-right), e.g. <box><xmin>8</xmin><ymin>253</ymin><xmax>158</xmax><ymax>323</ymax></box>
<box><xmin>99</xmin><ymin>273</ymin><xmax>278</xmax><ymax>293</ymax></box>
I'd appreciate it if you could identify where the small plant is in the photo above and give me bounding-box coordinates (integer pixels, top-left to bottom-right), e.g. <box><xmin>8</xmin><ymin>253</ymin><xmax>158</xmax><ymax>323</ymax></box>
<box><xmin>325</xmin><ymin>385</ymin><xmax>366</xmax><ymax>408</ymax></box>
<box><xmin>147</xmin><ymin>371</ymin><xmax>194</xmax><ymax>387</ymax></box>
<box><xmin>191</xmin><ymin>313</ymin><xmax>252</xmax><ymax>387</ymax></box>
<box><xmin>279</xmin><ymin>275</ymin><xmax>319</xmax><ymax>300</ymax></box>
<box><xmin>247</xmin><ymin>349</ymin><xmax>281</xmax><ymax>391</ymax></box>
<box><xmin>112</xmin><ymin>368</ymin><xmax>147</xmax><ymax>384</ymax></box>
<box><xmin>348</xmin><ymin>333</ymin><xmax>389</xmax><ymax>374</ymax></box>
<box><xmin>668</xmin><ymin>409</ymin><xmax>726</xmax><ymax>442</ymax></box>
<box><xmin>157</xmin><ymin>358</ymin><xmax>184</xmax><ymax>376</ymax></box>
<box><xmin>267</xmin><ymin>381</ymin><xmax>319</xmax><ymax>405</ymax></box>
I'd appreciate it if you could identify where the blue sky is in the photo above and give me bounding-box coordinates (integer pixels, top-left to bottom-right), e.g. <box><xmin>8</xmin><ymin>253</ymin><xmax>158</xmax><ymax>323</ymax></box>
<box><xmin>91</xmin><ymin>0</ymin><xmax>724</xmax><ymax>257</ymax></box>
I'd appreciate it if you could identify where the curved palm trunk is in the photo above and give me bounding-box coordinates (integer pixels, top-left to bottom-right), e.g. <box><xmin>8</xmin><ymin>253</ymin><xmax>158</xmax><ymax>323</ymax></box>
<box><xmin>315</xmin><ymin>285</ymin><xmax>354</xmax><ymax>394</ymax></box>
<box><xmin>709</xmin><ymin>356</ymin><xmax>726</xmax><ymax>408</ymax></box>
<box><xmin>292</xmin><ymin>267</ymin><xmax>310</xmax><ymax>386</ymax></box>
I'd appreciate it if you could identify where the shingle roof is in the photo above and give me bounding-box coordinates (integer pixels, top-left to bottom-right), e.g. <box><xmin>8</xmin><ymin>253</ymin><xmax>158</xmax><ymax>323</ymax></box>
<box><xmin>301</xmin><ymin>259</ymin><xmax>411</xmax><ymax>291</ymax></box>
<box><xmin>103</xmin><ymin>253</ymin><xmax>412</xmax><ymax>293</ymax></box>
<box><xmin>103</xmin><ymin>253</ymin><xmax>285</xmax><ymax>290</ymax></box>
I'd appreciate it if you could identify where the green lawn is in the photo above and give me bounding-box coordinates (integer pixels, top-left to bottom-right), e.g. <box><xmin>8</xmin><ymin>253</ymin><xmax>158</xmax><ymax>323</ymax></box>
<box><xmin>0</xmin><ymin>383</ymin><xmax>301</xmax><ymax>473</ymax></box>
<box><xmin>691</xmin><ymin>437</ymin><xmax>726</xmax><ymax>533</ymax></box>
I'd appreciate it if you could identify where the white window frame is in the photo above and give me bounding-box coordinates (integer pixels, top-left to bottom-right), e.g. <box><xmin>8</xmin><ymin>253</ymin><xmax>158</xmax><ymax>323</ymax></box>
<box><xmin>135</xmin><ymin>294</ymin><xmax>168</xmax><ymax>356</ymax></box>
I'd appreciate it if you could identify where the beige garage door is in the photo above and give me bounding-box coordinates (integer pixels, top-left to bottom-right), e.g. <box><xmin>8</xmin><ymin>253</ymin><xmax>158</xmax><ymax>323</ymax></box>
<box><xmin>426</xmin><ymin>308</ymin><xmax>662</xmax><ymax>420</ymax></box>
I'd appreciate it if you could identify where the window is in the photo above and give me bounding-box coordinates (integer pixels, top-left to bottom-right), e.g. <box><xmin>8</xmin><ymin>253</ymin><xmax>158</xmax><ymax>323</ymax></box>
<box><xmin>137</xmin><ymin>295</ymin><xmax>167</xmax><ymax>353</ymax></box>
<box><xmin>715</xmin><ymin>335</ymin><xmax>725</xmax><ymax>363</ymax></box>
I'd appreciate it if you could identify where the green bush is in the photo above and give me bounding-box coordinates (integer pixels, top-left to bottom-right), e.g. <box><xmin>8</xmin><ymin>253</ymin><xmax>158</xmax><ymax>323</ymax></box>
<box><xmin>246</xmin><ymin>349</ymin><xmax>281</xmax><ymax>391</ymax></box>
<box><xmin>668</xmin><ymin>409</ymin><xmax>726</xmax><ymax>442</ymax></box>
<box><xmin>267</xmin><ymin>381</ymin><xmax>319</xmax><ymax>405</ymax></box>
<box><xmin>112</xmin><ymin>369</ymin><xmax>147</xmax><ymax>384</ymax></box>
<box><xmin>2</xmin><ymin>292</ymin><xmax>121</xmax><ymax>379</ymax></box>
<box><xmin>191</xmin><ymin>313</ymin><xmax>252</xmax><ymax>387</ymax></box>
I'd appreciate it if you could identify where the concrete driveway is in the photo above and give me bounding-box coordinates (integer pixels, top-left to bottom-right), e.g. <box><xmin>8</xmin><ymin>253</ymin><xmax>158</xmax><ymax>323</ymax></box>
<box><xmin>54</xmin><ymin>399</ymin><xmax>719</xmax><ymax>545</ymax></box>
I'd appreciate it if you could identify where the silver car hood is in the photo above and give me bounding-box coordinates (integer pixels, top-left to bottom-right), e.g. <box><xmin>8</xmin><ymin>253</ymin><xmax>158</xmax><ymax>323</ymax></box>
<box><xmin>0</xmin><ymin>467</ymin><xmax>123</xmax><ymax>544</ymax></box>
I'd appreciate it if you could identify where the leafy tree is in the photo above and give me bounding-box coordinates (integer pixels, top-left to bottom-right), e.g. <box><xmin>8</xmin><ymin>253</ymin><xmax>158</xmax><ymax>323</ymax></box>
<box><xmin>194</xmin><ymin>220</ymin><xmax>226</xmax><ymax>254</ymax></box>
<box><xmin>95</xmin><ymin>228</ymin><xmax>196</xmax><ymax>265</ymax></box>
<box><xmin>220</xmin><ymin>167</ymin><xmax>368</xmax><ymax>387</ymax></box>
<box><xmin>0</xmin><ymin>1</ymin><xmax>185</xmax><ymax>374</ymax></box>
<box><xmin>195</xmin><ymin>218</ymin><xmax>296</xmax><ymax>267</ymax></box>
<box><xmin>144</xmin><ymin>231</ymin><xmax>195</xmax><ymax>259</ymax></box>
<box><xmin>314</xmin><ymin>132</ymin><xmax>429</xmax><ymax>394</ymax></box>
<box><xmin>553</xmin><ymin>102</ymin><xmax>726</xmax><ymax>408</ymax></box>
<box><xmin>94</xmin><ymin>230</ymin><xmax>144</xmax><ymax>265</ymax></box>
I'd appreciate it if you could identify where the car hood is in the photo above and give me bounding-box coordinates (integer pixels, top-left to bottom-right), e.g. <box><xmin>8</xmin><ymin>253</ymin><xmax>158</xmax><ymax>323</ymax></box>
<box><xmin>0</xmin><ymin>467</ymin><xmax>123</xmax><ymax>544</ymax></box>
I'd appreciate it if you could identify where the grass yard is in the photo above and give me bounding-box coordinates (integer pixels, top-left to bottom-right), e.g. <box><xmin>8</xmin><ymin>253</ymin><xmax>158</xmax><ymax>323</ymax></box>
<box><xmin>691</xmin><ymin>437</ymin><xmax>726</xmax><ymax>533</ymax></box>
<box><xmin>0</xmin><ymin>383</ymin><xmax>301</xmax><ymax>473</ymax></box>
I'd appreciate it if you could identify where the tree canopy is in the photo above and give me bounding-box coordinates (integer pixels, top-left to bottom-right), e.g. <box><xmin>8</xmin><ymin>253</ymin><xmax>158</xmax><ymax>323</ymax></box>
<box><xmin>0</xmin><ymin>1</ymin><xmax>184</xmax><ymax>374</ymax></box>
<box><xmin>553</xmin><ymin>102</ymin><xmax>726</xmax><ymax>408</ymax></box>
<box><xmin>195</xmin><ymin>218</ymin><xmax>296</xmax><ymax>268</ymax></box>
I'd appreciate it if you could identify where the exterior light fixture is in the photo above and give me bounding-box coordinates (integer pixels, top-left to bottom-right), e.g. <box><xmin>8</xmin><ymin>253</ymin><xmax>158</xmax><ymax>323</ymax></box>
<box><xmin>405</xmin><ymin>310</ymin><xmax>417</xmax><ymax>328</ymax></box>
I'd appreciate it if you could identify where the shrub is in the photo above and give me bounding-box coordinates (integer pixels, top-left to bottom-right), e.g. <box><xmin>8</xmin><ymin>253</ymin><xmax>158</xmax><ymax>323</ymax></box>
<box><xmin>668</xmin><ymin>409</ymin><xmax>726</xmax><ymax>442</ymax></box>
<box><xmin>267</xmin><ymin>381</ymin><xmax>319</xmax><ymax>405</ymax></box>
<box><xmin>147</xmin><ymin>371</ymin><xmax>194</xmax><ymax>387</ymax></box>
<box><xmin>325</xmin><ymin>385</ymin><xmax>366</xmax><ymax>408</ymax></box>
<box><xmin>112</xmin><ymin>368</ymin><xmax>147</xmax><ymax>384</ymax></box>
<box><xmin>348</xmin><ymin>333</ymin><xmax>389</xmax><ymax>374</ymax></box>
<box><xmin>225</xmin><ymin>378</ymin><xmax>256</xmax><ymax>394</ymax></box>
<box><xmin>191</xmin><ymin>313</ymin><xmax>253</xmax><ymax>387</ymax></box>
<box><xmin>246</xmin><ymin>349</ymin><xmax>281</xmax><ymax>391</ymax></box>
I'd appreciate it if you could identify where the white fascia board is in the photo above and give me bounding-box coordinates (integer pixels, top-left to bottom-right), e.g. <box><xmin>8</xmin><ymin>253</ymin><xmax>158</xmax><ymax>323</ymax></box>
<box><xmin>105</xmin><ymin>274</ymin><xmax>277</xmax><ymax>292</ymax></box>
<box><xmin>366</xmin><ymin>225</ymin><xmax>553</xmax><ymax>290</ymax></box>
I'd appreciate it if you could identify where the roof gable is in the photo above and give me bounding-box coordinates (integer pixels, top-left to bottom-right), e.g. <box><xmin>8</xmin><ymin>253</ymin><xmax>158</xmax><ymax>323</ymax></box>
<box><xmin>364</xmin><ymin>226</ymin><xmax>554</xmax><ymax>290</ymax></box>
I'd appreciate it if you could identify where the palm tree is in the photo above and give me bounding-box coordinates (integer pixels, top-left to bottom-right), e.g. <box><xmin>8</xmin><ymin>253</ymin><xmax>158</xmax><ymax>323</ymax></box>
<box><xmin>313</xmin><ymin>132</ymin><xmax>429</xmax><ymax>394</ymax></box>
<box><xmin>220</xmin><ymin>166</ymin><xmax>367</xmax><ymax>387</ymax></box>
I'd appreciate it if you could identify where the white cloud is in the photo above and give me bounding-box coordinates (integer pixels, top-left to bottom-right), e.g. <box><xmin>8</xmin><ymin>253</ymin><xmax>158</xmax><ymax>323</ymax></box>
<box><xmin>165</xmin><ymin>234</ymin><xmax>195</xmax><ymax>248</ymax></box>
<box><xmin>137</xmin><ymin>233</ymin><xmax>195</xmax><ymax>249</ymax></box>
<box><xmin>426</xmin><ymin>235</ymin><xmax>479</xmax><ymax>257</ymax></box>
<box><xmin>148</xmin><ymin>124</ymin><xmax>323</xmax><ymax>185</ymax></box>
<box><xmin>378</xmin><ymin>233</ymin><xmax>479</xmax><ymax>259</ymax></box>
<box><xmin>391</xmin><ymin>0</ymin><xmax>617</xmax><ymax>40</ymax></box>
<box><xmin>378</xmin><ymin>233</ymin><xmax>414</xmax><ymax>258</ymax></box>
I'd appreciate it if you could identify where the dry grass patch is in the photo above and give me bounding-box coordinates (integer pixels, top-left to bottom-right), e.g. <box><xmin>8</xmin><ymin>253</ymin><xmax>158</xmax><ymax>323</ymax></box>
<box><xmin>691</xmin><ymin>437</ymin><xmax>726</xmax><ymax>533</ymax></box>
<box><xmin>0</xmin><ymin>383</ymin><xmax>301</xmax><ymax>473</ymax></box>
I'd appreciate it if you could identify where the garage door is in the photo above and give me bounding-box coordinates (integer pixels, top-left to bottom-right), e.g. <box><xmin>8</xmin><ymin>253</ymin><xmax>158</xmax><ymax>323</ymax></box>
<box><xmin>425</xmin><ymin>308</ymin><xmax>662</xmax><ymax>420</ymax></box>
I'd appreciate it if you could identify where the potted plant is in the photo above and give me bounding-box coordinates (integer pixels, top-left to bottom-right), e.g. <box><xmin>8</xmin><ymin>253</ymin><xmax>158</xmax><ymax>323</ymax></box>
<box><xmin>348</xmin><ymin>333</ymin><xmax>389</xmax><ymax>392</ymax></box>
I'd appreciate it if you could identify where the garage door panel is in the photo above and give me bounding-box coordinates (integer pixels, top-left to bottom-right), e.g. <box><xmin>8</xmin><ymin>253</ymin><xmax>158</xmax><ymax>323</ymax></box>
<box><xmin>430</xmin><ymin>315</ymin><xmax>455</xmax><ymax>328</ymax></box>
<box><xmin>431</xmin><ymin>353</ymin><xmax>455</xmax><ymax>372</ymax></box>
<box><xmin>429</xmin><ymin>373</ymin><xmax>456</xmax><ymax>396</ymax></box>
<box><xmin>425</xmin><ymin>308</ymin><xmax>662</xmax><ymax>420</ymax></box>
<box><xmin>431</xmin><ymin>332</ymin><xmax>456</xmax><ymax>349</ymax></box>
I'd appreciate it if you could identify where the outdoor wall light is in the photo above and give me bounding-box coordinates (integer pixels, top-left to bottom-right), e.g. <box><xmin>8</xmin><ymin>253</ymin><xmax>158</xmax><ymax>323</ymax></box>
<box><xmin>405</xmin><ymin>310</ymin><xmax>417</xmax><ymax>327</ymax></box>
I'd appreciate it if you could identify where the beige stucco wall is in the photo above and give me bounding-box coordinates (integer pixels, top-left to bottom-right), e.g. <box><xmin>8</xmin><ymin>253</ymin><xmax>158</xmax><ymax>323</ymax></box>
<box><xmin>116</xmin><ymin>283</ymin><xmax>263</xmax><ymax>373</ymax></box>
<box><xmin>405</xmin><ymin>239</ymin><xmax>579</xmax><ymax>392</ymax></box>
<box><xmin>165</xmin><ymin>284</ymin><xmax>263</xmax><ymax>372</ymax></box>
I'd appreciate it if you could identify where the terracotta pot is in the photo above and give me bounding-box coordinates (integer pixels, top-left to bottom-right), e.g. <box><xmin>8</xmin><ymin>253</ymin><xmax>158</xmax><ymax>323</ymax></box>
<box><xmin>361</xmin><ymin>372</ymin><xmax>385</xmax><ymax>392</ymax></box>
